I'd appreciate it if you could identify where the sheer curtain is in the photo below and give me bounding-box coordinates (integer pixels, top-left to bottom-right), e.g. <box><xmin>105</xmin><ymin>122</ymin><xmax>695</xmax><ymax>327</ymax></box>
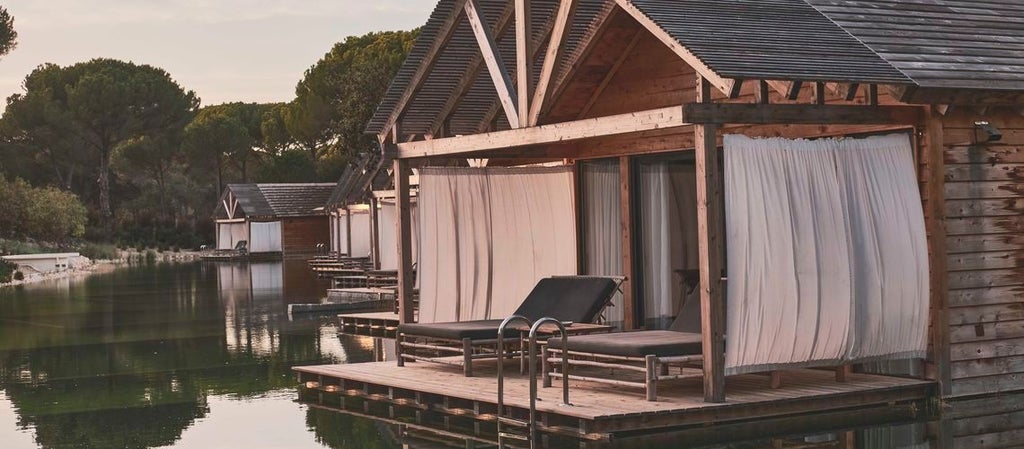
<box><xmin>418</xmin><ymin>166</ymin><xmax>577</xmax><ymax>323</ymax></box>
<box><xmin>582</xmin><ymin>161</ymin><xmax>624</xmax><ymax>328</ymax></box>
<box><xmin>379</xmin><ymin>202</ymin><xmax>421</xmax><ymax>272</ymax></box>
<box><xmin>723</xmin><ymin>133</ymin><xmax>927</xmax><ymax>375</ymax></box>
<box><xmin>249</xmin><ymin>221</ymin><xmax>282</xmax><ymax>252</ymax></box>
<box><xmin>639</xmin><ymin>161</ymin><xmax>699</xmax><ymax>329</ymax></box>
<box><xmin>349</xmin><ymin>212</ymin><xmax>371</xmax><ymax>258</ymax></box>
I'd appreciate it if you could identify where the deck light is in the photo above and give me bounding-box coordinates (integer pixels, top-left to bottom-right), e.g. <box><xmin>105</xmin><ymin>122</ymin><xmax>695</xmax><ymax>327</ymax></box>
<box><xmin>974</xmin><ymin>121</ymin><xmax>1002</xmax><ymax>142</ymax></box>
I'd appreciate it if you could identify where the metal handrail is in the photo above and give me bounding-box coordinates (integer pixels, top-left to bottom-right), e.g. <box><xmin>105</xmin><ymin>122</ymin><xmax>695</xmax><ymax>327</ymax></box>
<box><xmin>527</xmin><ymin>317</ymin><xmax>572</xmax><ymax>447</ymax></box>
<box><xmin>496</xmin><ymin>315</ymin><xmax>531</xmax><ymax>448</ymax></box>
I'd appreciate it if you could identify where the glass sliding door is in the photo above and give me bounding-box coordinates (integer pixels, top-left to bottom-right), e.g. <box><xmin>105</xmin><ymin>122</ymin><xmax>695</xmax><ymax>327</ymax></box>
<box><xmin>637</xmin><ymin>155</ymin><xmax>700</xmax><ymax>330</ymax></box>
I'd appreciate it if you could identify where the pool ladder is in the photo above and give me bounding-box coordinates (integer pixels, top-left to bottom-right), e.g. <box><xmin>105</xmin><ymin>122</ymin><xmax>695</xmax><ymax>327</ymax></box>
<box><xmin>495</xmin><ymin>316</ymin><xmax>572</xmax><ymax>449</ymax></box>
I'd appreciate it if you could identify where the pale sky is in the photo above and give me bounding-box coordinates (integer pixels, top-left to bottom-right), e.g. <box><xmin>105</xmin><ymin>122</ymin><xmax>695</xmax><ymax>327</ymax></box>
<box><xmin>0</xmin><ymin>0</ymin><xmax>437</xmax><ymax>109</ymax></box>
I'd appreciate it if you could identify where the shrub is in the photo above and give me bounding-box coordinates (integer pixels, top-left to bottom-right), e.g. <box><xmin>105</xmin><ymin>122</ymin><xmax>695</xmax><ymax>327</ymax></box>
<box><xmin>145</xmin><ymin>249</ymin><xmax>157</xmax><ymax>264</ymax></box>
<box><xmin>0</xmin><ymin>259</ymin><xmax>15</xmax><ymax>282</ymax></box>
<box><xmin>78</xmin><ymin>243</ymin><xmax>119</xmax><ymax>260</ymax></box>
<box><xmin>12</xmin><ymin>271</ymin><xmax>23</xmax><ymax>281</ymax></box>
<box><xmin>0</xmin><ymin>175</ymin><xmax>88</xmax><ymax>242</ymax></box>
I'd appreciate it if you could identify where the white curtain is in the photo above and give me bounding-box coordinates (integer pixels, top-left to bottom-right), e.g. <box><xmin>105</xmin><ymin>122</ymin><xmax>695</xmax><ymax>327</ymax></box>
<box><xmin>337</xmin><ymin>212</ymin><xmax>349</xmax><ymax>255</ymax></box>
<box><xmin>378</xmin><ymin>203</ymin><xmax>419</xmax><ymax>271</ymax></box>
<box><xmin>249</xmin><ymin>221</ymin><xmax>282</xmax><ymax>253</ymax></box>
<box><xmin>217</xmin><ymin>222</ymin><xmax>248</xmax><ymax>250</ymax></box>
<box><xmin>639</xmin><ymin>162</ymin><xmax>700</xmax><ymax>329</ymax></box>
<box><xmin>350</xmin><ymin>212</ymin><xmax>371</xmax><ymax>258</ymax></box>
<box><xmin>582</xmin><ymin>161</ymin><xmax>624</xmax><ymax>328</ymax></box>
<box><xmin>379</xmin><ymin>204</ymin><xmax>398</xmax><ymax>270</ymax></box>
<box><xmin>418</xmin><ymin>166</ymin><xmax>577</xmax><ymax>323</ymax></box>
<box><xmin>723</xmin><ymin>133</ymin><xmax>927</xmax><ymax>375</ymax></box>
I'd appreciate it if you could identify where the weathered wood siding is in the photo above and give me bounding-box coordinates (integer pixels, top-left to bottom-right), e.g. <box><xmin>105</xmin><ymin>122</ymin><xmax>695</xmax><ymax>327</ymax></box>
<box><xmin>943</xmin><ymin>110</ymin><xmax>1024</xmax><ymax>398</ymax></box>
<box><xmin>281</xmin><ymin>216</ymin><xmax>330</xmax><ymax>255</ymax></box>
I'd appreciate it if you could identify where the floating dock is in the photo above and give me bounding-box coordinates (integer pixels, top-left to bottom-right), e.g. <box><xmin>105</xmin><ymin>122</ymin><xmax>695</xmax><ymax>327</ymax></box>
<box><xmin>295</xmin><ymin>358</ymin><xmax>934</xmax><ymax>444</ymax></box>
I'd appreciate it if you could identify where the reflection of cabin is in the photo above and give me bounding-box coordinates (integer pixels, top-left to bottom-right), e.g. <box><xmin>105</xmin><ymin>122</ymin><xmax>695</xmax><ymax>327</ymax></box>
<box><xmin>297</xmin><ymin>0</ymin><xmax>1024</xmax><ymax>445</ymax></box>
<box><xmin>214</xmin><ymin>184</ymin><xmax>334</xmax><ymax>256</ymax></box>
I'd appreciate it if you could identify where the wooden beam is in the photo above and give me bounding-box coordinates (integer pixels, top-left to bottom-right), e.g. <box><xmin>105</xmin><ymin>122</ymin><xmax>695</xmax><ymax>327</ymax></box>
<box><xmin>728</xmin><ymin>79</ymin><xmax>744</xmax><ymax>99</ymax></box>
<box><xmin>529</xmin><ymin>0</ymin><xmax>577</xmax><ymax>126</ymax></box>
<box><xmin>394</xmin><ymin>159</ymin><xmax>416</xmax><ymax>324</ymax></box>
<box><xmin>515</xmin><ymin>0</ymin><xmax>532</xmax><ymax>127</ymax></box>
<box><xmin>345</xmin><ymin>208</ymin><xmax>352</xmax><ymax>256</ymax></box>
<box><xmin>755</xmin><ymin>80</ymin><xmax>770</xmax><ymax>104</ymax></box>
<box><xmin>813</xmin><ymin>82</ymin><xmax>826</xmax><ymax>105</ymax></box>
<box><xmin>391</xmin><ymin>106</ymin><xmax>689</xmax><ymax>159</ymax></box>
<box><xmin>427</xmin><ymin>3</ymin><xmax>515</xmax><ymax>138</ymax></box>
<box><xmin>767</xmin><ymin>80</ymin><xmax>803</xmax><ymax>101</ymax></box>
<box><xmin>615</xmin><ymin>0</ymin><xmax>736</xmax><ymax>96</ymax></box>
<box><xmin>681</xmin><ymin>103</ymin><xmax>924</xmax><ymax>125</ymax></box>
<box><xmin>377</xmin><ymin>0</ymin><xmax>468</xmax><ymax>142</ymax></box>
<box><xmin>695</xmin><ymin>76</ymin><xmax>725</xmax><ymax>403</ymax></box>
<box><xmin>370</xmin><ymin>196</ymin><xmax>381</xmax><ymax>270</ymax></box>
<box><xmin>539</xmin><ymin>5</ymin><xmax>621</xmax><ymax>123</ymax></box>
<box><xmin>922</xmin><ymin>109</ymin><xmax>952</xmax><ymax>397</ymax></box>
<box><xmin>577</xmin><ymin>29</ymin><xmax>643</xmax><ymax>119</ymax></box>
<box><xmin>619</xmin><ymin>156</ymin><xmax>636</xmax><ymax>330</ymax></box>
<box><xmin>465</xmin><ymin>0</ymin><xmax>520</xmax><ymax>128</ymax></box>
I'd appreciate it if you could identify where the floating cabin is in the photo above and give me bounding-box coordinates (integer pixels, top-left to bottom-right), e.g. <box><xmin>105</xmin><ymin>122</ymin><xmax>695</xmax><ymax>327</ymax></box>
<box><xmin>213</xmin><ymin>183</ymin><xmax>334</xmax><ymax>257</ymax></box>
<box><xmin>298</xmin><ymin>0</ymin><xmax>1024</xmax><ymax>444</ymax></box>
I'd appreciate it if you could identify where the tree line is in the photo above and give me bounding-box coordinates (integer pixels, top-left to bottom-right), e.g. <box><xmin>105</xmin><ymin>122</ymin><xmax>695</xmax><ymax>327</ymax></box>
<box><xmin>0</xmin><ymin>9</ymin><xmax>416</xmax><ymax>249</ymax></box>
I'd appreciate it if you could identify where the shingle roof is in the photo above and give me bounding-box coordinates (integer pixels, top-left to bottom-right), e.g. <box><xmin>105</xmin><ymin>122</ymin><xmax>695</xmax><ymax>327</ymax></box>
<box><xmin>224</xmin><ymin>184</ymin><xmax>336</xmax><ymax>219</ymax></box>
<box><xmin>368</xmin><ymin>0</ymin><xmax>1024</xmax><ymax>136</ymax></box>
<box><xmin>624</xmin><ymin>0</ymin><xmax>911</xmax><ymax>84</ymax></box>
<box><xmin>326</xmin><ymin>151</ymin><xmax>385</xmax><ymax>208</ymax></box>
<box><xmin>806</xmin><ymin>0</ymin><xmax>1024</xmax><ymax>91</ymax></box>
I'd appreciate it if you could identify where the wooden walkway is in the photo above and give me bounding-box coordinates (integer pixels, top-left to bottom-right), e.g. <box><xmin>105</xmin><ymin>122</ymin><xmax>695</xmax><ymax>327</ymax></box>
<box><xmin>295</xmin><ymin>358</ymin><xmax>934</xmax><ymax>442</ymax></box>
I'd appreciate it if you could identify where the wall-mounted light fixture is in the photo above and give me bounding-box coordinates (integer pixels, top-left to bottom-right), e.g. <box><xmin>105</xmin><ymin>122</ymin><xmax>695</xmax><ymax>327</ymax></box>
<box><xmin>974</xmin><ymin>121</ymin><xmax>1002</xmax><ymax>143</ymax></box>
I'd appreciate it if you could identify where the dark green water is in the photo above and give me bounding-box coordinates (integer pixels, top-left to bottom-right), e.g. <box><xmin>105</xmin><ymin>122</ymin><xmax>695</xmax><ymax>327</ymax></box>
<box><xmin>0</xmin><ymin>261</ymin><xmax>397</xmax><ymax>449</ymax></box>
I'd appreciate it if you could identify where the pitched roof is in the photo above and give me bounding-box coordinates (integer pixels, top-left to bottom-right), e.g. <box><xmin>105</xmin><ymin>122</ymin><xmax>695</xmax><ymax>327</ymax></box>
<box><xmin>624</xmin><ymin>0</ymin><xmax>911</xmax><ymax>84</ymax></box>
<box><xmin>366</xmin><ymin>0</ymin><xmax>612</xmax><ymax>137</ymax></box>
<box><xmin>223</xmin><ymin>183</ymin><xmax>336</xmax><ymax>219</ymax></box>
<box><xmin>806</xmin><ymin>0</ymin><xmax>1024</xmax><ymax>91</ymax></box>
<box><xmin>326</xmin><ymin>151</ymin><xmax>387</xmax><ymax>208</ymax></box>
<box><xmin>367</xmin><ymin>0</ymin><xmax>1024</xmax><ymax>136</ymax></box>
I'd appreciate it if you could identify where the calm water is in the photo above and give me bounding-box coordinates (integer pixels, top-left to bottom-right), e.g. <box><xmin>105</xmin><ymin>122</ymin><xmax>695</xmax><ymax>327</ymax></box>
<box><xmin>1</xmin><ymin>263</ymin><xmax>1016</xmax><ymax>448</ymax></box>
<box><xmin>0</xmin><ymin>261</ymin><xmax>398</xmax><ymax>449</ymax></box>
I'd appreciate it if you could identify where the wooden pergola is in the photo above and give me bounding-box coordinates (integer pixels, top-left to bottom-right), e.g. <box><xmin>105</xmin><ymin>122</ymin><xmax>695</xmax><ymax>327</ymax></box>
<box><xmin>368</xmin><ymin>0</ymin><xmax>989</xmax><ymax>403</ymax></box>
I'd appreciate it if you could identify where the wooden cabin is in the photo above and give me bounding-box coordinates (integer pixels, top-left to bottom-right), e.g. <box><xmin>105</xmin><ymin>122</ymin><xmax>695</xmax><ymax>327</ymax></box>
<box><xmin>299</xmin><ymin>0</ymin><xmax>1024</xmax><ymax>441</ymax></box>
<box><xmin>213</xmin><ymin>183</ymin><xmax>334</xmax><ymax>257</ymax></box>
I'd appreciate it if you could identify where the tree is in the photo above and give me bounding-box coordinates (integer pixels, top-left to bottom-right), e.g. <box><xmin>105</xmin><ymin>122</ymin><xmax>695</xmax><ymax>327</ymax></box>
<box><xmin>0</xmin><ymin>6</ymin><xmax>17</xmax><ymax>58</ymax></box>
<box><xmin>182</xmin><ymin>109</ymin><xmax>252</xmax><ymax>192</ymax></box>
<box><xmin>285</xmin><ymin>30</ymin><xmax>417</xmax><ymax>163</ymax></box>
<box><xmin>2</xmin><ymin>59</ymin><xmax>198</xmax><ymax>238</ymax></box>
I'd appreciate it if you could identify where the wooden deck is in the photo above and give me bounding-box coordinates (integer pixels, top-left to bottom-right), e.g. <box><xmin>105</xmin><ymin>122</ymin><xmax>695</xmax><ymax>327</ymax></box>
<box><xmin>295</xmin><ymin>358</ymin><xmax>934</xmax><ymax>442</ymax></box>
<box><xmin>336</xmin><ymin>312</ymin><xmax>402</xmax><ymax>337</ymax></box>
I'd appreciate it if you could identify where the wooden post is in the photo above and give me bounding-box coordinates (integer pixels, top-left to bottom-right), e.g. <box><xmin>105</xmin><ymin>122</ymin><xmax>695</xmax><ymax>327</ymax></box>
<box><xmin>695</xmin><ymin>76</ymin><xmax>726</xmax><ymax>403</ymax></box>
<box><xmin>515</xmin><ymin>0</ymin><xmax>532</xmax><ymax>127</ymax></box>
<box><xmin>922</xmin><ymin>109</ymin><xmax>952</xmax><ymax>397</ymax></box>
<box><xmin>619</xmin><ymin>156</ymin><xmax>636</xmax><ymax>330</ymax></box>
<box><xmin>395</xmin><ymin>159</ymin><xmax>416</xmax><ymax>324</ymax></box>
<box><xmin>344</xmin><ymin>208</ymin><xmax>352</xmax><ymax>257</ymax></box>
<box><xmin>370</xmin><ymin>196</ymin><xmax>381</xmax><ymax>270</ymax></box>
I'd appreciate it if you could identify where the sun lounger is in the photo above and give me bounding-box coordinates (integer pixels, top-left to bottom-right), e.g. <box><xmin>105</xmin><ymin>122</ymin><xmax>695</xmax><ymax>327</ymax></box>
<box><xmin>395</xmin><ymin>276</ymin><xmax>622</xmax><ymax>376</ymax></box>
<box><xmin>543</xmin><ymin>294</ymin><xmax>705</xmax><ymax>401</ymax></box>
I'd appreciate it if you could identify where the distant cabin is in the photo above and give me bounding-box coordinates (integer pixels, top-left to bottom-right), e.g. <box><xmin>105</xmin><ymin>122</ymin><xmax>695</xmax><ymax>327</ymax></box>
<box><xmin>213</xmin><ymin>184</ymin><xmax>335</xmax><ymax>256</ymax></box>
<box><xmin>1</xmin><ymin>253</ymin><xmax>82</xmax><ymax>274</ymax></box>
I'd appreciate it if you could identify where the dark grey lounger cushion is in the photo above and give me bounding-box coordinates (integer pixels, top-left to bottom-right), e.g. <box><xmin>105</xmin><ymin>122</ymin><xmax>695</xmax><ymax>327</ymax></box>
<box><xmin>398</xmin><ymin>320</ymin><xmax>513</xmax><ymax>340</ymax></box>
<box><xmin>397</xmin><ymin>276</ymin><xmax>618</xmax><ymax>341</ymax></box>
<box><xmin>547</xmin><ymin>330</ymin><xmax>702</xmax><ymax>358</ymax></box>
<box><xmin>513</xmin><ymin>276</ymin><xmax>618</xmax><ymax>323</ymax></box>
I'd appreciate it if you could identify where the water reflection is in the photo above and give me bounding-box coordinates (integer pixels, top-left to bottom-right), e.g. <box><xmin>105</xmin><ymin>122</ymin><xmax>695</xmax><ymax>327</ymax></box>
<box><xmin>0</xmin><ymin>261</ymin><xmax>388</xmax><ymax>449</ymax></box>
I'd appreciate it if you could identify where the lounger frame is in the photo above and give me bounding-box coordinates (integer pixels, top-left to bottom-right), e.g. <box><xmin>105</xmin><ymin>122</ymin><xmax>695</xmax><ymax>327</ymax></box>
<box><xmin>395</xmin><ymin>276</ymin><xmax>624</xmax><ymax>376</ymax></box>
<box><xmin>542</xmin><ymin>347</ymin><xmax>704</xmax><ymax>401</ymax></box>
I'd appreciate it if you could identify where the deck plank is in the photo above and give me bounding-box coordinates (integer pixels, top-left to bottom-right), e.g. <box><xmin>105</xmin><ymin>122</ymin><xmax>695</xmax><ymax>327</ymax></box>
<box><xmin>295</xmin><ymin>358</ymin><xmax>933</xmax><ymax>431</ymax></box>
